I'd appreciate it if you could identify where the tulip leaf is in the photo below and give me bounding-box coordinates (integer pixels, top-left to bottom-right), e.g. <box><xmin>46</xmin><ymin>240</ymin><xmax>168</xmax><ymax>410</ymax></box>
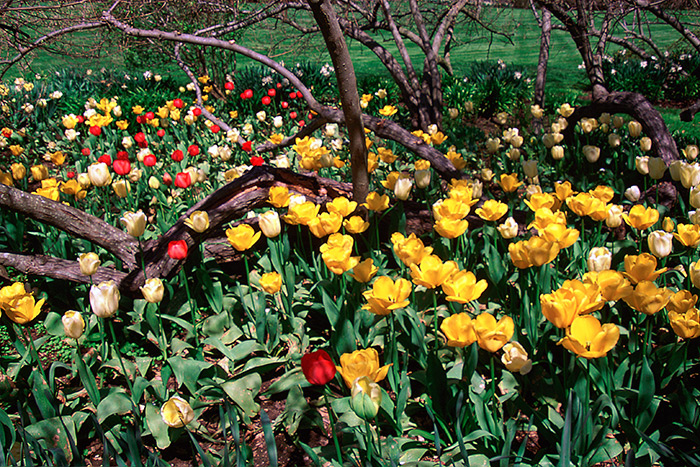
<box><xmin>43</xmin><ymin>311</ymin><xmax>65</xmax><ymax>336</ymax></box>
<box><xmin>320</xmin><ymin>287</ymin><xmax>340</xmax><ymax>327</ymax></box>
<box><xmin>25</xmin><ymin>416</ymin><xmax>78</xmax><ymax>463</ymax></box>
<box><xmin>222</xmin><ymin>373</ymin><xmax>262</xmax><ymax>419</ymax></box>
<box><xmin>97</xmin><ymin>389</ymin><xmax>133</xmax><ymax>424</ymax></box>
<box><xmin>145</xmin><ymin>403</ymin><xmax>172</xmax><ymax>450</ymax></box>
<box><xmin>637</xmin><ymin>356</ymin><xmax>655</xmax><ymax>413</ymax></box>
<box><xmin>264</xmin><ymin>368</ymin><xmax>307</xmax><ymax>395</ymax></box>
<box><xmin>196</xmin><ymin>269</ymin><xmax>223</xmax><ymax>314</ymax></box>
<box><xmin>168</xmin><ymin>356</ymin><xmax>212</xmax><ymax>394</ymax></box>
<box><xmin>202</xmin><ymin>312</ymin><xmax>230</xmax><ymax>338</ymax></box>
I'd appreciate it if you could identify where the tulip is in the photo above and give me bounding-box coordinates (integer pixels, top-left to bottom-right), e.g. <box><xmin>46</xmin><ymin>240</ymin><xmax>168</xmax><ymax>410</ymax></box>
<box><xmin>499</xmin><ymin>173</ymin><xmax>523</xmax><ymax>193</ymax></box>
<box><xmin>409</xmin><ymin>255</ymin><xmax>458</xmax><ymax>289</ymax></box>
<box><xmin>174</xmin><ymin>172</ymin><xmax>191</xmax><ymax>189</ymax></box>
<box><xmin>11</xmin><ymin>163</ymin><xmax>25</xmax><ymax>180</ymax></box>
<box><xmin>647</xmin><ymin>230</ymin><xmax>673</xmax><ymax>258</ymax></box>
<box><xmin>161</xmin><ymin>396</ymin><xmax>195</xmax><ymax>428</ymax></box>
<box><xmin>349</xmin><ymin>258</ymin><xmax>378</xmax><ymax>283</ymax></box>
<box><xmin>226</xmin><ymin>224</ymin><xmax>261</xmax><ymax>251</ymax></box>
<box><xmin>259</xmin><ymin>272</ymin><xmax>282</xmax><ymax>294</ymax></box>
<box><xmin>258</xmin><ymin>210</ymin><xmax>281</xmax><ymax>238</ymax></box>
<box><xmin>668</xmin><ymin>309</ymin><xmax>700</xmax><ymax>339</ymax></box>
<box><xmin>612</xmin><ymin>115</ymin><xmax>624</xmax><ymax>128</ymax></box>
<box><xmin>362</xmin><ymin>276</ymin><xmax>412</xmax><ymax>315</ymax></box>
<box><xmin>78</xmin><ymin>252</ymin><xmax>100</xmax><ymax>276</ymax></box>
<box><xmin>327</xmin><ymin>196</ymin><xmax>358</xmax><ymax>217</ymax></box>
<box><xmin>485</xmin><ymin>138</ymin><xmax>501</xmax><ymax>154</ymax></box>
<box><xmin>681</xmin><ymin>162</ymin><xmax>700</xmax><ymax>188</ymax></box>
<box><xmin>442</xmin><ymin>270</ymin><xmax>488</xmax><ymax>303</ymax></box>
<box><xmin>62</xmin><ymin>311</ymin><xmax>85</xmax><ymax>339</ymax></box>
<box><xmin>344</xmin><ymin>216</ymin><xmax>370</xmax><ymax>234</ymax></box>
<box><xmin>508</xmin><ymin>236</ymin><xmax>560</xmax><ymax>269</ymax></box>
<box><xmin>647</xmin><ymin>157</ymin><xmax>667</xmax><ymax>180</ymax></box>
<box><xmin>434</xmin><ymin>217</ymin><xmax>469</xmax><ymax>239</ymax></box>
<box><xmin>415</xmin><ymin>169</ymin><xmax>431</xmax><ymax>189</ymax></box>
<box><xmin>542</xmin><ymin>133</ymin><xmax>556</xmax><ymax>148</ymax></box>
<box><xmin>667</xmin><ymin>289</ymin><xmax>698</xmax><ymax>314</ymax></box>
<box><xmin>636</xmin><ymin>156</ymin><xmax>649</xmax><ymax>175</ymax></box>
<box><xmin>90</xmin><ymin>281</ymin><xmax>120</xmax><ymax>318</ymax></box>
<box><xmin>628</xmin><ymin>120</ymin><xmax>642</xmax><ymax>138</ymax></box>
<box><xmin>551</xmin><ymin>145</ymin><xmax>565</xmax><ymax>161</ymax></box>
<box><xmin>624</xmin><ymin>186</ymin><xmax>641</xmax><ymax>202</ymax></box>
<box><xmin>559</xmin><ymin>315</ymin><xmax>619</xmax><ymax>359</ymax></box>
<box><xmin>282</xmin><ymin>201</ymin><xmax>320</xmax><ymax>226</ymax></box>
<box><xmin>691</xmin><ymin>186</ymin><xmax>700</xmax><ymax>209</ymax></box>
<box><xmin>433</xmin><ymin>198</ymin><xmax>470</xmax><ymax>222</ymax></box>
<box><xmin>301</xmin><ymin>350</ymin><xmax>336</xmax><ymax>385</ymax></box>
<box><xmin>394</xmin><ymin>177</ymin><xmax>412</xmax><ymax>200</ymax></box>
<box><xmin>308</xmin><ymin>212</ymin><xmax>343</xmax><ymax>238</ymax></box>
<box><xmin>167</xmin><ymin>240</ymin><xmax>188</xmax><ymax>260</ymax></box>
<box><xmin>140</xmin><ymin>278</ymin><xmax>165</xmax><ymax>303</ymax></box>
<box><xmin>336</xmin><ymin>348</ymin><xmax>390</xmax><ymax>388</ymax></box>
<box><xmin>319</xmin><ymin>233</ymin><xmax>359</xmax><ymax>274</ymax></box>
<box><xmin>684</xmin><ymin>144</ymin><xmax>700</xmax><ymax>161</ymax></box>
<box><xmin>497</xmin><ymin>216</ymin><xmax>519</xmax><ymax>239</ymax></box>
<box><xmin>120</xmin><ymin>210</ymin><xmax>146</xmax><ymax>237</ymax></box>
<box><xmin>674</xmin><ymin>223</ymin><xmax>700</xmax><ymax>247</ymax></box>
<box><xmin>539</xmin><ymin>223</ymin><xmax>580</xmax><ymax>249</ymax></box>
<box><xmin>391</xmin><ymin>232</ymin><xmax>433</xmax><ymax>267</ymax></box>
<box><xmin>184</xmin><ymin>211</ymin><xmax>209</xmax><ymax>233</ymax></box>
<box><xmin>608</xmin><ymin>133</ymin><xmax>621</xmax><ymax>148</ymax></box>
<box><xmin>475</xmin><ymin>199</ymin><xmax>508</xmax><ymax>222</ymax></box>
<box><xmin>606</xmin><ymin>205</ymin><xmax>624</xmax><ymax>229</ymax></box>
<box><xmin>639</xmin><ymin>137</ymin><xmax>652</xmax><ymax>152</ymax></box>
<box><xmin>531</xmin><ymin>105</ymin><xmax>543</xmax><ymax>118</ymax></box>
<box><xmin>30</xmin><ymin>164</ymin><xmax>48</xmax><ymax>181</ymax></box>
<box><xmin>581</xmin><ymin>144</ymin><xmax>601</xmax><ymax>163</ymax></box>
<box><xmin>554</xmin><ymin>181</ymin><xmax>575</xmax><ymax>202</ymax></box>
<box><xmin>623</xmin><ymin>281</ymin><xmax>672</xmax><ymax>315</ymax></box>
<box><xmin>623</xmin><ymin>253</ymin><xmax>666</xmax><ymax>284</ymax></box>
<box><xmin>440</xmin><ymin>313</ymin><xmax>477</xmax><ymax>347</ymax></box>
<box><xmin>267</xmin><ymin>186</ymin><xmax>291</xmax><ymax>208</ymax></box>
<box><xmin>589</xmin><ymin>270</ymin><xmax>633</xmax><ymax>302</ymax></box>
<box><xmin>501</xmin><ymin>342</ymin><xmax>532</xmax><ymax>375</ymax></box>
<box><xmin>587</xmin><ymin>246</ymin><xmax>612</xmax><ymax>272</ymax></box>
<box><xmin>473</xmin><ymin>313</ymin><xmax>514</xmax><ymax>352</ymax></box>
<box><xmin>623</xmin><ymin>205</ymin><xmax>659</xmax><ymax>230</ymax></box>
<box><xmin>350</xmin><ymin>376</ymin><xmax>382</xmax><ymax>420</ymax></box>
<box><xmin>669</xmin><ymin>160</ymin><xmax>683</xmax><ymax>181</ymax></box>
<box><xmin>87</xmin><ymin>162</ymin><xmax>111</xmax><ymax>187</ymax></box>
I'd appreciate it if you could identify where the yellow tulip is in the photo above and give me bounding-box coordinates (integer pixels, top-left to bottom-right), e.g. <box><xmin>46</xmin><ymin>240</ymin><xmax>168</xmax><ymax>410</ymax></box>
<box><xmin>508</xmin><ymin>236</ymin><xmax>560</xmax><ymax>269</ymax></box>
<box><xmin>259</xmin><ymin>272</ymin><xmax>282</xmax><ymax>294</ymax></box>
<box><xmin>78</xmin><ymin>252</ymin><xmax>100</xmax><ymax>276</ymax></box>
<box><xmin>33</xmin><ymin>179</ymin><xmax>60</xmax><ymax>201</ymax></box>
<box><xmin>327</xmin><ymin>196</ymin><xmax>358</xmax><ymax>217</ymax></box>
<box><xmin>441</xmin><ymin>270</ymin><xmax>488</xmax><ymax>304</ymax></box>
<box><xmin>343</xmin><ymin>215</ymin><xmax>370</xmax><ymax>234</ymax></box>
<box><xmin>363</xmin><ymin>192</ymin><xmax>390</xmax><ymax>212</ymax></box>
<box><xmin>140</xmin><ymin>278</ymin><xmax>165</xmax><ymax>303</ymax></box>
<box><xmin>226</xmin><ymin>224</ymin><xmax>261</xmax><ymax>251</ymax></box>
<box><xmin>440</xmin><ymin>313</ymin><xmax>477</xmax><ymax>347</ymax></box>
<box><xmin>473</xmin><ymin>313</ymin><xmax>514</xmax><ymax>352</ymax></box>
<box><xmin>336</xmin><ymin>348</ymin><xmax>391</xmax><ymax>388</ymax></box>
<box><xmin>667</xmin><ymin>289</ymin><xmax>698</xmax><ymax>314</ymax></box>
<box><xmin>10</xmin><ymin>163</ymin><xmax>25</xmax><ymax>180</ymax></box>
<box><xmin>268</xmin><ymin>186</ymin><xmax>291</xmax><ymax>208</ymax></box>
<box><xmin>30</xmin><ymin>164</ymin><xmax>48</xmax><ymax>181</ymax></box>
<box><xmin>349</xmin><ymin>258</ymin><xmax>378</xmax><ymax>283</ymax></box>
<box><xmin>623</xmin><ymin>253</ymin><xmax>666</xmax><ymax>284</ymax></box>
<box><xmin>528</xmin><ymin>207</ymin><xmax>567</xmax><ymax>231</ymax></box>
<box><xmin>120</xmin><ymin>210</ymin><xmax>146</xmax><ymax>237</ymax></box>
<box><xmin>524</xmin><ymin>193</ymin><xmax>556</xmax><ymax>212</ymax></box>
<box><xmin>475</xmin><ymin>199</ymin><xmax>508</xmax><ymax>222</ymax></box>
<box><xmin>585</xmin><ymin>270</ymin><xmax>633</xmax><ymax>302</ymax></box>
<box><xmin>320</xmin><ymin>233</ymin><xmax>359</xmax><ymax>275</ymax></box>
<box><xmin>674</xmin><ymin>224</ymin><xmax>700</xmax><ymax>247</ymax></box>
<box><xmin>538</xmin><ymin>223</ymin><xmax>580</xmax><ymax>249</ymax></box>
<box><xmin>282</xmin><ymin>201</ymin><xmax>320</xmax><ymax>226</ymax></box>
<box><xmin>623</xmin><ymin>205</ymin><xmax>659</xmax><ymax>230</ymax></box>
<box><xmin>668</xmin><ymin>309</ymin><xmax>700</xmax><ymax>339</ymax></box>
<box><xmin>554</xmin><ymin>180</ymin><xmax>575</xmax><ymax>202</ymax></box>
<box><xmin>391</xmin><ymin>232</ymin><xmax>433</xmax><ymax>267</ymax></box>
<box><xmin>161</xmin><ymin>396</ymin><xmax>195</xmax><ymax>428</ymax></box>
<box><xmin>499</xmin><ymin>173</ymin><xmax>522</xmax><ymax>193</ymax></box>
<box><xmin>559</xmin><ymin>315</ymin><xmax>619</xmax><ymax>359</ymax></box>
<box><xmin>362</xmin><ymin>276</ymin><xmax>412</xmax><ymax>315</ymax></box>
<box><xmin>623</xmin><ymin>281</ymin><xmax>672</xmax><ymax>315</ymax></box>
<box><xmin>184</xmin><ymin>211</ymin><xmax>210</xmax><ymax>233</ymax></box>
<box><xmin>434</xmin><ymin>217</ymin><xmax>469</xmax><ymax>239</ymax></box>
<box><xmin>308</xmin><ymin>211</ymin><xmax>343</xmax><ymax>238</ymax></box>
<box><xmin>409</xmin><ymin>255</ymin><xmax>459</xmax><ymax>289</ymax></box>
<box><xmin>589</xmin><ymin>185</ymin><xmax>615</xmax><ymax>203</ymax></box>
<box><xmin>433</xmin><ymin>198</ymin><xmax>470</xmax><ymax>221</ymax></box>
<box><xmin>540</xmin><ymin>279</ymin><xmax>605</xmax><ymax>328</ymax></box>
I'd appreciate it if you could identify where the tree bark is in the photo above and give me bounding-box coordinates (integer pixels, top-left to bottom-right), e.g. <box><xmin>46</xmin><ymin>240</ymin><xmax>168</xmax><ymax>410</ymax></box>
<box><xmin>307</xmin><ymin>0</ymin><xmax>369</xmax><ymax>204</ymax></box>
<box><xmin>533</xmin><ymin>4</ymin><xmax>551</xmax><ymax>131</ymax></box>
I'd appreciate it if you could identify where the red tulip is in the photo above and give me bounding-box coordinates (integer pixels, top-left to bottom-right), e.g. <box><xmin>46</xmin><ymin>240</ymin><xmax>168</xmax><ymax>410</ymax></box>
<box><xmin>171</xmin><ymin>149</ymin><xmax>184</xmax><ymax>162</ymax></box>
<box><xmin>225</xmin><ymin>81</ymin><xmax>235</xmax><ymax>91</ymax></box>
<box><xmin>298</xmin><ymin>120</ymin><xmax>305</xmax><ymax>127</ymax></box>
<box><xmin>210</xmin><ymin>125</ymin><xmax>220</xmax><ymax>134</ymax></box>
<box><xmin>245</xmin><ymin>89</ymin><xmax>253</xmax><ymax>99</ymax></box>
<box><xmin>136</xmin><ymin>116</ymin><xmax>144</xmax><ymax>124</ymax></box>
<box><xmin>67</xmin><ymin>171</ymin><xmax>75</xmax><ymax>178</ymax></box>
<box><xmin>77</xmin><ymin>115</ymin><xmax>85</xmax><ymax>124</ymax></box>
<box><xmin>134</xmin><ymin>132</ymin><xmax>146</xmax><ymax>144</ymax></box>
<box><xmin>145</xmin><ymin>111</ymin><xmax>155</xmax><ymax>120</ymax></box>
<box><xmin>241</xmin><ymin>141</ymin><xmax>252</xmax><ymax>152</ymax></box>
<box><xmin>261</xmin><ymin>96</ymin><xmax>271</xmax><ymax>106</ymax></box>
<box><xmin>167</xmin><ymin>240</ymin><xmax>188</xmax><ymax>260</ymax></box>
<box><xmin>281</xmin><ymin>101</ymin><xmax>289</xmax><ymax>109</ymax></box>
<box><xmin>175</xmin><ymin>172</ymin><xmax>191</xmax><ymax>188</ymax></box>
<box><xmin>276</xmin><ymin>82</ymin><xmax>282</xmax><ymax>89</ymax></box>
<box><xmin>162</xmin><ymin>172</ymin><xmax>172</xmax><ymax>186</ymax></box>
<box><xmin>251</xmin><ymin>155</ymin><xmax>263</xmax><ymax>166</ymax></box>
<box><xmin>295</xmin><ymin>91</ymin><xmax>303</xmax><ymax>99</ymax></box>
<box><xmin>89</xmin><ymin>126</ymin><xmax>101</xmax><ymax>136</ymax></box>
<box><xmin>289</xmin><ymin>111</ymin><xmax>297</xmax><ymax>120</ymax></box>
<box><xmin>192</xmin><ymin>108</ymin><xmax>202</xmax><ymax>117</ymax></box>
<box><xmin>267</xmin><ymin>89</ymin><xmax>276</xmax><ymax>97</ymax></box>
<box><xmin>187</xmin><ymin>145</ymin><xmax>200</xmax><ymax>156</ymax></box>
<box><xmin>143</xmin><ymin>154</ymin><xmax>157</xmax><ymax>167</ymax></box>
<box><xmin>301</xmin><ymin>350</ymin><xmax>336</xmax><ymax>385</ymax></box>
<box><xmin>116</xmin><ymin>151</ymin><xmax>129</xmax><ymax>160</ymax></box>
<box><xmin>157</xmin><ymin>129</ymin><xmax>165</xmax><ymax>137</ymax></box>
<box><xmin>81</xmin><ymin>148</ymin><xmax>91</xmax><ymax>156</ymax></box>
<box><xmin>173</xmin><ymin>98</ymin><xmax>184</xmax><ymax>109</ymax></box>
<box><xmin>97</xmin><ymin>154</ymin><xmax>111</xmax><ymax>166</ymax></box>
<box><xmin>113</xmin><ymin>159</ymin><xmax>131</xmax><ymax>175</ymax></box>
<box><xmin>289</xmin><ymin>92</ymin><xmax>296</xmax><ymax>99</ymax></box>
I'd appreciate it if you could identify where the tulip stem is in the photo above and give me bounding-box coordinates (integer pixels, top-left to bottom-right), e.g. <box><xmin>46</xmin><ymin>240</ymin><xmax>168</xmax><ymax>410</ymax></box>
<box><xmin>364</xmin><ymin>419</ymin><xmax>374</xmax><ymax>463</ymax></box>
<box><xmin>107</xmin><ymin>319</ymin><xmax>136</xmax><ymax>400</ymax></box>
<box><xmin>20</xmin><ymin>326</ymin><xmax>50</xmax><ymax>392</ymax></box>
<box><xmin>432</xmin><ymin>293</ymin><xmax>439</xmax><ymax>351</ymax></box>
<box><xmin>180</xmin><ymin>269</ymin><xmax>199</xmax><ymax>350</ymax></box>
<box><xmin>323</xmin><ymin>389</ymin><xmax>343</xmax><ymax>464</ymax></box>
<box><xmin>138</xmin><ymin>239</ymin><xmax>147</xmax><ymax>280</ymax></box>
<box><xmin>98</xmin><ymin>317</ymin><xmax>107</xmax><ymax>362</ymax></box>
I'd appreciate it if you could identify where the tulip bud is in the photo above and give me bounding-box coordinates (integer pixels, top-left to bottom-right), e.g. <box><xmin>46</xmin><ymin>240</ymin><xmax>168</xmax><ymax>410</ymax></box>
<box><xmin>507</xmin><ymin>148</ymin><xmax>520</xmax><ymax>161</ymax></box>
<box><xmin>628</xmin><ymin>120</ymin><xmax>642</xmax><ymax>138</ymax></box>
<box><xmin>551</xmin><ymin>145</ymin><xmax>564</xmax><ymax>161</ymax></box>
<box><xmin>582</xmin><ymin>145</ymin><xmax>600</xmax><ymax>163</ymax></box>
<box><xmin>90</xmin><ymin>281</ymin><xmax>120</xmax><ymax>318</ymax></box>
<box><xmin>663</xmin><ymin>217</ymin><xmax>675</xmax><ymax>233</ymax></box>
<box><xmin>349</xmin><ymin>376</ymin><xmax>382</xmax><ymax>421</ymax></box>
<box><xmin>690</xmin><ymin>261</ymin><xmax>700</xmax><ymax>288</ymax></box>
<box><xmin>62</xmin><ymin>311</ymin><xmax>85</xmax><ymax>339</ymax></box>
<box><xmin>184</xmin><ymin>211</ymin><xmax>209</xmax><ymax>233</ymax></box>
<box><xmin>480</xmin><ymin>168</ymin><xmax>494</xmax><ymax>182</ymax></box>
<box><xmin>394</xmin><ymin>178</ymin><xmax>412</xmax><ymax>201</ymax></box>
<box><xmin>120</xmin><ymin>210</ymin><xmax>146</xmax><ymax>237</ymax></box>
<box><xmin>88</xmin><ymin>162</ymin><xmax>111</xmax><ymax>187</ymax></box>
<box><xmin>497</xmin><ymin>217</ymin><xmax>518</xmax><ymax>239</ymax></box>
<box><xmin>684</xmin><ymin>144</ymin><xmax>699</xmax><ymax>161</ymax></box>
<box><xmin>11</xmin><ymin>163</ymin><xmax>26</xmax><ymax>180</ymax></box>
<box><xmin>77</xmin><ymin>173</ymin><xmax>91</xmax><ymax>188</ymax></box>
<box><xmin>648</xmin><ymin>230</ymin><xmax>673</xmax><ymax>258</ymax></box>
<box><xmin>501</xmin><ymin>342</ymin><xmax>532</xmax><ymax>375</ymax></box>
<box><xmin>112</xmin><ymin>179</ymin><xmax>130</xmax><ymax>198</ymax></box>
<box><xmin>606</xmin><ymin>204</ymin><xmax>623</xmax><ymax>228</ymax></box>
<box><xmin>30</xmin><ymin>165</ymin><xmax>48</xmax><ymax>181</ymax></box>
<box><xmin>258</xmin><ymin>210</ymin><xmax>281</xmax><ymax>238</ymax></box>
<box><xmin>647</xmin><ymin>157</ymin><xmax>667</xmax><ymax>180</ymax></box>
<box><xmin>624</xmin><ymin>186</ymin><xmax>641</xmax><ymax>202</ymax></box>
<box><xmin>78</xmin><ymin>252</ymin><xmax>100</xmax><ymax>276</ymax></box>
<box><xmin>140</xmin><ymin>278</ymin><xmax>165</xmax><ymax>303</ymax></box>
<box><xmin>608</xmin><ymin>133</ymin><xmax>621</xmax><ymax>148</ymax></box>
<box><xmin>587</xmin><ymin>246</ymin><xmax>612</xmax><ymax>272</ymax></box>
<box><xmin>471</xmin><ymin>179</ymin><xmax>483</xmax><ymax>199</ymax></box>
<box><xmin>415</xmin><ymin>169</ymin><xmax>431</xmax><ymax>189</ymax></box>
<box><xmin>161</xmin><ymin>396</ymin><xmax>195</xmax><ymax>428</ymax></box>
<box><xmin>259</xmin><ymin>272</ymin><xmax>282</xmax><ymax>294</ymax></box>
<box><xmin>148</xmin><ymin>176</ymin><xmax>160</xmax><ymax>189</ymax></box>
<box><xmin>612</xmin><ymin>115</ymin><xmax>624</xmax><ymax>129</ymax></box>
<box><xmin>511</xmin><ymin>135</ymin><xmax>524</xmax><ymax>148</ymax></box>
<box><xmin>522</xmin><ymin>160</ymin><xmax>538</xmax><ymax>179</ymax></box>
<box><xmin>639</xmin><ymin>137</ymin><xmax>652</xmax><ymax>152</ymax></box>
<box><xmin>669</xmin><ymin>160</ymin><xmax>683</xmax><ymax>181</ymax></box>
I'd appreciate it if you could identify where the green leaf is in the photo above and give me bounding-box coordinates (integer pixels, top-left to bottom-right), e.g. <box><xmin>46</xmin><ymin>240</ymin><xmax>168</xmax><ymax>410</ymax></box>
<box><xmin>25</xmin><ymin>416</ymin><xmax>77</xmax><ymax>463</ymax></box>
<box><xmin>97</xmin><ymin>389</ymin><xmax>134</xmax><ymax>424</ymax></box>
<box><xmin>637</xmin><ymin>356</ymin><xmax>655</xmax><ymax>413</ymax></box>
<box><xmin>221</xmin><ymin>373</ymin><xmax>262</xmax><ymax>418</ymax></box>
<box><xmin>168</xmin><ymin>356</ymin><xmax>212</xmax><ymax>394</ymax></box>
<box><xmin>145</xmin><ymin>403</ymin><xmax>172</xmax><ymax>450</ymax></box>
<box><xmin>197</xmin><ymin>269</ymin><xmax>224</xmax><ymax>314</ymax></box>
<box><xmin>43</xmin><ymin>312</ymin><xmax>65</xmax><ymax>336</ymax></box>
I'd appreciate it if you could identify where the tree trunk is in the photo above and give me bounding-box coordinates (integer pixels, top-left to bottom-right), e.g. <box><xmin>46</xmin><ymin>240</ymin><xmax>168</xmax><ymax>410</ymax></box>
<box><xmin>307</xmin><ymin>0</ymin><xmax>369</xmax><ymax>204</ymax></box>
<box><xmin>533</xmin><ymin>6</ymin><xmax>551</xmax><ymax>115</ymax></box>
